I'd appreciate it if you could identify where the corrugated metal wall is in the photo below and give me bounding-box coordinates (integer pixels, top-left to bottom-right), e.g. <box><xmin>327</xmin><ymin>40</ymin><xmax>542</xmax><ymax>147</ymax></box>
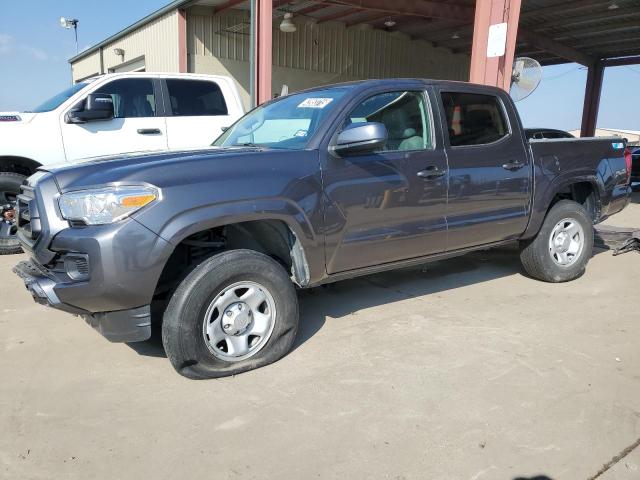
<box><xmin>188</xmin><ymin>9</ymin><xmax>469</xmax><ymax>83</ymax></box>
<box><xmin>71</xmin><ymin>52</ymin><xmax>101</xmax><ymax>81</ymax></box>
<box><xmin>71</xmin><ymin>11</ymin><xmax>179</xmax><ymax>82</ymax></box>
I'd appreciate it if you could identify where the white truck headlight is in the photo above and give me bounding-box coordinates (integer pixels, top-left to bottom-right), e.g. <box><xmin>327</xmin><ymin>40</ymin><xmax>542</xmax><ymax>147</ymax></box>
<box><xmin>58</xmin><ymin>185</ymin><xmax>159</xmax><ymax>225</ymax></box>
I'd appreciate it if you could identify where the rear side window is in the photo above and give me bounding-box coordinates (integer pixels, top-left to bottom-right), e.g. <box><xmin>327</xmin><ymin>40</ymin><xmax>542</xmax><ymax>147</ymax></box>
<box><xmin>166</xmin><ymin>79</ymin><xmax>228</xmax><ymax>116</ymax></box>
<box><xmin>94</xmin><ymin>78</ymin><xmax>156</xmax><ymax>118</ymax></box>
<box><xmin>441</xmin><ymin>92</ymin><xmax>509</xmax><ymax>147</ymax></box>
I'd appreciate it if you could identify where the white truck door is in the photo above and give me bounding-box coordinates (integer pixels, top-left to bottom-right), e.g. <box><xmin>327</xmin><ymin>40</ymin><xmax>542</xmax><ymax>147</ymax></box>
<box><xmin>61</xmin><ymin>77</ymin><xmax>167</xmax><ymax>161</ymax></box>
<box><xmin>164</xmin><ymin>78</ymin><xmax>241</xmax><ymax>149</ymax></box>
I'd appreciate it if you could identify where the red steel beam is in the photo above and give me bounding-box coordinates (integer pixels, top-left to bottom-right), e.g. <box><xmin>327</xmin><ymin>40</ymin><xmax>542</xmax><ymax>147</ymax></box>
<box><xmin>469</xmin><ymin>0</ymin><xmax>522</xmax><ymax>92</ymax></box>
<box><xmin>602</xmin><ymin>55</ymin><xmax>640</xmax><ymax>67</ymax></box>
<box><xmin>216</xmin><ymin>0</ymin><xmax>247</xmax><ymax>12</ymax></box>
<box><xmin>178</xmin><ymin>9</ymin><xmax>187</xmax><ymax>73</ymax></box>
<box><xmin>517</xmin><ymin>28</ymin><xmax>595</xmax><ymax>67</ymax></box>
<box><xmin>580</xmin><ymin>61</ymin><xmax>604</xmax><ymax>137</ymax></box>
<box><xmin>323</xmin><ymin>0</ymin><xmax>473</xmax><ymax>22</ymax></box>
<box><xmin>296</xmin><ymin>3</ymin><xmax>329</xmax><ymax>15</ymax></box>
<box><xmin>317</xmin><ymin>7</ymin><xmax>362</xmax><ymax>23</ymax></box>
<box><xmin>255</xmin><ymin>0</ymin><xmax>273</xmax><ymax>104</ymax></box>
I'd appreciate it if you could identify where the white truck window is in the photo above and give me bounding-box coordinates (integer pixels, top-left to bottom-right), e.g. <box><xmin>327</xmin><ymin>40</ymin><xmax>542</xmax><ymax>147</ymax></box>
<box><xmin>93</xmin><ymin>78</ymin><xmax>156</xmax><ymax>118</ymax></box>
<box><xmin>166</xmin><ymin>79</ymin><xmax>228</xmax><ymax>117</ymax></box>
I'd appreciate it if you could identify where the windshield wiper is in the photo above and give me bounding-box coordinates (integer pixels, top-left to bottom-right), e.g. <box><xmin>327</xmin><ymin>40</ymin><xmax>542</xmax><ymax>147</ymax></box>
<box><xmin>232</xmin><ymin>142</ymin><xmax>261</xmax><ymax>147</ymax></box>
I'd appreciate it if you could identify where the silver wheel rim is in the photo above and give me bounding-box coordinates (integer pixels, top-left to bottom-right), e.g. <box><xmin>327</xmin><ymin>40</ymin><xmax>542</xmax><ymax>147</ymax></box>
<box><xmin>202</xmin><ymin>281</ymin><xmax>276</xmax><ymax>362</ymax></box>
<box><xmin>548</xmin><ymin>217</ymin><xmax>584</xmax><ymax>267</ymax></box>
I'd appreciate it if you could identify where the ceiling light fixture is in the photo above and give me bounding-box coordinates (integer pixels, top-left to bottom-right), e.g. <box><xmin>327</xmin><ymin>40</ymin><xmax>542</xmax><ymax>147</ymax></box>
<box><xmin>608</xmin><ymin>1</ymin><xmax>619</xmax><ymax>9</ymax></box>
<box><xmin>384</xmin><ymin>18</ymin><xmax>396</xmax><ymax>27</ymax></box>
<box><xmin>451</xmin><ymin>32</ymin><xmax>460</xmax><ymax>39</ymax></box>
<box><xmin>280</xmin><ymin>13</ymin><xmax>297</xmax><ymax>33</ymax></box>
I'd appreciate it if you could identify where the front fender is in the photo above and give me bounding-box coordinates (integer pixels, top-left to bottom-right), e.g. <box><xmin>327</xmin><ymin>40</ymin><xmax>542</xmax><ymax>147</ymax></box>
<box><xmin>136</xmin><ymin>197</ymin><xmax>325</xmax><ymax>285</ymax></box>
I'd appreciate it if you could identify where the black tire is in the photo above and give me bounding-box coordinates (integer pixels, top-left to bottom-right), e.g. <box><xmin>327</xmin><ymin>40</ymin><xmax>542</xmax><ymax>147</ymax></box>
<box><xmin>520</xmin><ymin>200</ymin><xmax>594</xmax><ymax>283</ymax></box>
<box><xmin>0</xmin><ymin>172</ymin><xmax>26</xmax><ymax>255</ymax></box>
<box><xmin>162</xmin><ymin>249</ymin><xmax>299</xmax><ymax>379</ymax></box>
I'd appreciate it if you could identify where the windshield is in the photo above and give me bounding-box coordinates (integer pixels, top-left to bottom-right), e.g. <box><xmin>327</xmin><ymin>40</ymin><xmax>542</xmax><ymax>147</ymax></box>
<box><xmin>28</xmin><ymin>82</ymin><xmax>88</xmax><ymax>113</ymax></box>
<box><xmin>213</xmin><ymin>87</ymin><xmax>350</xmax><ymax>150</ymax></box>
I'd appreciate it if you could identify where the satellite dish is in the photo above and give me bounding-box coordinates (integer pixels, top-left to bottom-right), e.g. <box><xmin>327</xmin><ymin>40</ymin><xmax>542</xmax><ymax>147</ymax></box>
<box><xmin>510</xmin><ymin>57</ymin><xmax>542</xmax><ymax>102</ymax></box>
<box><xmin>60</xmin><ymin>16</ymin><xmax>70</xmax><ymax>28</ymax></box>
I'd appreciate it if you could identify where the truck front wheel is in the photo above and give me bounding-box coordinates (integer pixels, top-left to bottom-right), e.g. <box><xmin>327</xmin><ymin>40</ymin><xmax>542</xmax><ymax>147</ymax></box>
<box><xmin>0</xmin><ymin>172</ymin><xmax>26</xmax><ymax>255</ymax></box>
<box><xmin>162</xmin><ymin>249</ymin><xmax>299</xmax><ymax>379</ymax></box>
<box><xmin>520</xmin><ymin>200</ymin><xmax>594</xmax><ymax>283</ymax></box>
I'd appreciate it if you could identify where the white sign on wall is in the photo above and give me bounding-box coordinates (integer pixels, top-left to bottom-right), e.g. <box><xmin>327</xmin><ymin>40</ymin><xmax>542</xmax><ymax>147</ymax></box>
<box><xmin>487</xmin><ymin>22</ymin><xmax>508</xmax><ymax>57</ymax></box>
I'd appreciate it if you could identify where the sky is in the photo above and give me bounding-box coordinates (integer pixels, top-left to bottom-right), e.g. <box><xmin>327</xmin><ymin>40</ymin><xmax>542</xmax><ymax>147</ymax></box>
<box><xmin>0</xmin><ymin>0</ymin><xmax>638</xmax><ymax>132</ymax></box>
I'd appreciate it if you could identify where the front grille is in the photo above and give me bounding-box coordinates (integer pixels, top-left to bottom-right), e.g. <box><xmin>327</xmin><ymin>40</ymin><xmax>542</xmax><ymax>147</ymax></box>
<box><xmin>16</xmin><ymin>184</ymin><xmax>40</xmax><ymax>244</ymax></box>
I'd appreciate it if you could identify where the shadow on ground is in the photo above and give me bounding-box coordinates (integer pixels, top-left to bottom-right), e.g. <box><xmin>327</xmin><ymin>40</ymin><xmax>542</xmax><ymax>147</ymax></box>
<box><xmin>291</xmin><ymin>245</ymin><xmax>524</xmax><ymax>351</ymax></box>
<box><xmin>128</xmin><ymin>245</ymin><xmax>528</xmax><ymax>358</ymax></box>
<box><xmin>129</xmin><ymin>227</ymin><xmax>634</xmax><ymax>360</ymax></box>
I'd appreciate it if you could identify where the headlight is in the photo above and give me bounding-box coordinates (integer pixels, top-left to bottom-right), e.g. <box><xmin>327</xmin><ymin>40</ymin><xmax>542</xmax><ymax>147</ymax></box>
<box><xmin>58</xmin><ymin>185</ymin><xmax>159</xmax><ymax>225</ymax></box>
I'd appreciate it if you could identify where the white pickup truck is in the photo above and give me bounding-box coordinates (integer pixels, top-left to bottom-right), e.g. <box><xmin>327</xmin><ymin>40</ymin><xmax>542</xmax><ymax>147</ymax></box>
<box><xmin>0</xmin><ymin>72</ymin><xmax>244</xmax><ymax>254</ymax></box>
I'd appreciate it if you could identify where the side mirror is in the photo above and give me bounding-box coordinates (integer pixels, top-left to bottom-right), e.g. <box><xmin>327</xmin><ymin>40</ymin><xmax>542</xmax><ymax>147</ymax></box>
<box><xmin>331</xmin><ymin>122</ymin><xmax>387</xmax><ymax>156</ymax></box>
<box><xmin>66</xmin><ymin>93</ymin><xmax>114</xmax><ymax>124</ymax></box>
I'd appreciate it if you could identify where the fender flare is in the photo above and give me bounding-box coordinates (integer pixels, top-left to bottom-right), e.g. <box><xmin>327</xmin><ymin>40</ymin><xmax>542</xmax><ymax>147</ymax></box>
<box><xmin>0</xmin><ymin>156</ymin><xmax>42</xmax><ymax>176</ymax></box>
<box><xmin>147</xmin><ymin>198</ymin><xmax>321</xmax><ymax>286</ymax></box>
<box><xmin>523</xmin><ymin>171</ymin><xmax>605</xmax><ymax>239</ymax></box>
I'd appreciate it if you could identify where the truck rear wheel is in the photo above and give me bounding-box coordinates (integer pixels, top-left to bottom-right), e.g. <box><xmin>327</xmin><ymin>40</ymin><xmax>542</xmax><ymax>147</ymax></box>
<box><xmin>520</xmin><ymin>200</ymin><xmax>593</xmax><ymax>283</ymax></box>
<box><xmin>162</xmin><ymin>249</ymin><xmax>299</xmax><ymax>379</ymax></box>
<box><xmin>0</xmin><ymin>172</ymin><xmax>26</xmax><ymax>255</ymax></box>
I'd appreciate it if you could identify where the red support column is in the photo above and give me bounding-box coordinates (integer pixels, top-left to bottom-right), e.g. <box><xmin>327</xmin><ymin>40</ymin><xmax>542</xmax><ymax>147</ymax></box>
<box><xmin>254</xmin><ymin>0</ymin><xmax>273</xmax><ymax>105</ymax></box>
<box><xmin>580</xmin><ymin>61</ymin><xmax>604</xmax><ymax>137</ymax></box>
<box><xmin>469</xmin><ymin>0</ymin><xmax>522</xmax><ymax>91</ymax></box>
<box><xmin>178</xmin><ymin>9</ymin><xmax>187</xmax><ymax>73</ymax></box>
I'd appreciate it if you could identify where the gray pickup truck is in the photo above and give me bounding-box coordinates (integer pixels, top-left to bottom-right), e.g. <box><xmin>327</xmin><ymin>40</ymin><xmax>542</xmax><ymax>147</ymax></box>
<box><xmin>13</xmin><ymin>79</ymin><xmax>632</xmax><ymax>379</ymax></box>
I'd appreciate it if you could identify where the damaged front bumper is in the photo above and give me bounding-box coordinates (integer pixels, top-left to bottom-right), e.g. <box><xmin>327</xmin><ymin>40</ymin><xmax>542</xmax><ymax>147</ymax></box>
<box><xmin>13</xmin><ymin>259</ymin><xmax>152</xmax><ymax>343</ymax></box>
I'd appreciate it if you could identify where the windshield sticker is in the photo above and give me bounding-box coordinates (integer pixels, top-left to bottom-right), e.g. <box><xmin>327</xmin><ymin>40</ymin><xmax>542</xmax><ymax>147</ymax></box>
<box><xmin>294</xmin><ymin>129</ymin><xmax>308</xmax><ymax>137</ymax></box>
<box><xmin>298</xmin><ymin>98</ymin><xmax>333</xmax><ymax>109</ymax></box>
<box><xmin>612</xmin><ymin>142</ymin><xmax>624</xmax><ymax>149</ymax></box>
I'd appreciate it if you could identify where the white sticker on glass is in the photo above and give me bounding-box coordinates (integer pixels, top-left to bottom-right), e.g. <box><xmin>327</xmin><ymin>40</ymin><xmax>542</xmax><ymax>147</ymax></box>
<box><xmin>298</xmin><ymin>98</ymin><xmax>334</xmax><ymax>109</ymax></box>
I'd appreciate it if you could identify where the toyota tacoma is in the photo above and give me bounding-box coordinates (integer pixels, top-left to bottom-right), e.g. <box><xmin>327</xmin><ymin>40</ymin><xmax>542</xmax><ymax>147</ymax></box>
<box><xmin>12</xmin><ymin>79</ymin><xmax>632</xmax><ymax>379</ymax></box>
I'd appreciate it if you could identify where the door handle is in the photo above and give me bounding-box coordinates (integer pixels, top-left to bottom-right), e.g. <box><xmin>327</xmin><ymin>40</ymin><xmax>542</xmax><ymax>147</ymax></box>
<box><xmin>502</xmin><ymin>161</ymin><xmax>525</xmax><ymax>171</ymax></box>
<box><xmin>137</xmin><ymin>128</ymin><xmax>162</xmax><ymax>135</ymax></box>
<box><xmin>417</xmin><ymin>166</ymin><xmax>446</xmax><ymax>180</ymax></box>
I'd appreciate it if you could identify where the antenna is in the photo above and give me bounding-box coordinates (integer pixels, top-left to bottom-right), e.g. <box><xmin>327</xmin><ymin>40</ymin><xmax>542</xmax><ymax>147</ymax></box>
<box><xmin>510</xmin><ymin>57</ymin><xmax>542</xmax><ymax>102</ymax></box>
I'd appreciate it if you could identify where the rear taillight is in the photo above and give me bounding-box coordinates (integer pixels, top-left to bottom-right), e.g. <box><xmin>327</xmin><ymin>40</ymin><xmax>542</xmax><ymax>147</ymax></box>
<box><xmin>624</xmin><ymin>148</ymin><xmax>632</xmax><ymax>184</ymax></box>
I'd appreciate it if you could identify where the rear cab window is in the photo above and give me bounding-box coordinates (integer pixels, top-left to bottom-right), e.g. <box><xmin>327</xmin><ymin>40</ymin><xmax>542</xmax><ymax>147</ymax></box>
<box><xmin>166</xmin><ymin>79</ymin><xmax>228</xmax><ymax>116</ymax></box>
<box><xmin>440</xmin><ymin>92</ymin><xmax>510</xmax><ymax>147</ymax></box>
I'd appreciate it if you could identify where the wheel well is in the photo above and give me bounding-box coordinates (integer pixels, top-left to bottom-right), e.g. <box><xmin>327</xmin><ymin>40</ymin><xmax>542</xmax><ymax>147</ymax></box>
<box><xmin>0</xmin><ymin>156</ymin><xmax>42</xmax><ymax>177</ymax></box>
<box><xmin>550</xmin><ymin>181</ymin><xmax>600</xmax><ymax>222</ymax></box>
<box><xmin>154</xmin><ymin>220</ymin><xmax>309</xmax><ymax>300</ymax></box>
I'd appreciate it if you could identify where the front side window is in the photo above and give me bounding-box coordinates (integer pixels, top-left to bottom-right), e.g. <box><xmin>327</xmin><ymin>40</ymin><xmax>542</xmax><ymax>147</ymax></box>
<box><xmin>93</xmin><ymin>78</ymin><xmax>156</xmax><ymax>118</ymax></box>
<box><xmin>344</xmin><ymin>91</ymin><xmax>432</xmax><ymax>151</ymax></box>
<box><xmin>441</xmin><ymin>92</ymin><xmax>509</xmax><ymax>147</ymax></box>
<box><xmin>214</xmin><ymin>87</ymin><xmax>349</xmax><ymax>150</ymax></box>
<box><xmin>166</xmin><ymin>79</ymin><xmax>228</xmax><ymax>116</ymax></box>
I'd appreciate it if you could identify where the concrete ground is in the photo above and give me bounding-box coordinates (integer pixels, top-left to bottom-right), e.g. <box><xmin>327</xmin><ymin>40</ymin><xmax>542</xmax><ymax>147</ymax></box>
<box><xmin>2</xmin><ymin>194</ymin><xmax>639</xmax><ymax>480</ymax></box>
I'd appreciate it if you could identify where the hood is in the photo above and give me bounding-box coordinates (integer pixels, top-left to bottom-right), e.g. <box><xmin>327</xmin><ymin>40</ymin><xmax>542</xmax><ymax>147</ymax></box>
<box><xmin>43</xmin><ymin>146</ymin><xmax>267</xmax><ymax>192</ymax></box>
<box><xmin>0</xmin><ymin>111</ymin><xmax>38</xmax><ymax>124</ymax></box>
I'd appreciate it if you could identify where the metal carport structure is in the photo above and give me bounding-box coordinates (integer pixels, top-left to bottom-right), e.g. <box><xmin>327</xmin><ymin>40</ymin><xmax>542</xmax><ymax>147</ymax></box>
<box><xmin>240</xmin><ymin>0</ymin><xmax>640</xmax><ymax>135</ymax></box>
